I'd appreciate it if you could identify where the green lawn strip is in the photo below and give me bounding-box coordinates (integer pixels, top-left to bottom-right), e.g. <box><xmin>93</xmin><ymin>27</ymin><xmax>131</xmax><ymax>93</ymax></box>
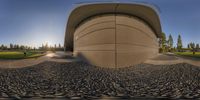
<box><xmin>0</xmin><ymin>51</ymin><xmax>45</xmax><ymax>59</ymax></box>
<box><xmin>175</xmin><ymin>52</ymin><xmax>200</xmax><ymax>58</ymax></box>
<box><xmin>25</xmin><ymin>53</ymin><xmax>45</xmax><ymax>59</ymax></box>
<box><xmin>0</xmin><ymin>52</ymin><xmax>24</xmax><ymax>59</ymax></box>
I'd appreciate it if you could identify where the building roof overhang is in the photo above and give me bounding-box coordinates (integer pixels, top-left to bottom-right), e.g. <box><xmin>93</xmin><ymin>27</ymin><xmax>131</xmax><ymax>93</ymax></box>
<box><xmin>64</xmin><ymin>3</ymin><xmax>162</xmax><ymax>51</ymax></box>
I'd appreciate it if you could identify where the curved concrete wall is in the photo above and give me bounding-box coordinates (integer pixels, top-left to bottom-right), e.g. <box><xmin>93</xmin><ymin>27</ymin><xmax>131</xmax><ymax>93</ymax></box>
<box><xmin>64</xmin><ymin>3</ymin><xmax>162</xmax><ymax>51</ymax></box>
<box><xmin>74</xmin><ymin>14</ymin><xmax>158</xmax><ymax>68</ymax></box>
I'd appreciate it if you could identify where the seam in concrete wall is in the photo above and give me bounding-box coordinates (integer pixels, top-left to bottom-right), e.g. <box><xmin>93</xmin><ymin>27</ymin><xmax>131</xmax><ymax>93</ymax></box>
<box><xmin>116</xmin><ymin>14</ymin><xmax>156</xmax><ymax>35</ymax></box>
<box><xmin>75</xmin><ymin>42</ymin><xmax>158</xmax><ymax>51</ymax></box>
<box><xmin>76</xmin><ymin>43</ymin><xmax>114</xmax><ymax>46</ymax></box>
<box><xmin>117</xmin><ymin>24</ymin><xmax>158</xmax><ymax>44</ymax></box>
<box><xmin>76</xmin><ymin>44</ymin><xmax>158</xmax><ymax>52</ymax></box>
<box><xmin>114</xmin><ymin>4</ymin><xmax>119</xmax><ymax>68</ymax></box>
<box><xmin>75</xmin><ymin>27</ymin><xmax>115</xmax><ymax>41</ymax></box>
<box><xmin>116</xmin><ymin>43</ymin><xmax>158</xmax><ymax>49</ymax></box>
<box><xmin>75</xmin><ymin>20</ymin><xmax>115</xmax><ymax>36</ymax></box>
<box><xmin>76</xmin><ymin>50</ymin><xmax>114</xmax><ymax>51</ymax></box>
<box><xmin>75</xmin><ymin>14</ymin><xmax>116</xmax><ymax>29</ymax></box>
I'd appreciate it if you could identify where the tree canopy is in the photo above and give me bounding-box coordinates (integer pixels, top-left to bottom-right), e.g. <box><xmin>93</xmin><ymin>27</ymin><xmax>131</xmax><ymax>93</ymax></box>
<box><xmin>177</xmin><ymin>34</ymin><xmax>182</xmax><ymax>50</ymax></box>
<box><xmin>168</xmin><ymin>34</ymin><xmax>173</xmax><ymax>48</ymax></box>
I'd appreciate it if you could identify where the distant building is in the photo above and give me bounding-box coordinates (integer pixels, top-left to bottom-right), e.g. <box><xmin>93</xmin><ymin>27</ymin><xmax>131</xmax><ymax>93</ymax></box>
<box><xmin>64</xmin><ymin>3</ymin><xmax>162</xmax><ymax>68</ymax></box>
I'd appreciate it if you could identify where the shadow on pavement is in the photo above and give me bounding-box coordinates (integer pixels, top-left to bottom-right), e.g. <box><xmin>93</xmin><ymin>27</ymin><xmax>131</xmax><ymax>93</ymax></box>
<box><xmin>176</xmin><ymin>55</ymin><xmax>200</xmax><ymax>61</ymax></box>
<box><xmin>151</xmin><ymin>54</ymin><xmax>178</xmax><ymax>60</ymax></box>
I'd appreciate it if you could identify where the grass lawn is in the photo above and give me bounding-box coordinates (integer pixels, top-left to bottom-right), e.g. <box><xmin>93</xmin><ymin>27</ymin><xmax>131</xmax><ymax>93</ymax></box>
<box><xmin>0</xmin><ymin>51</ymin><xmax>45</xmax><ymax>59</ymax></box>
<box><xmin>175</xmin><ymin>52</ymin><xmax>200</xmax><ymax>58</ymax></box>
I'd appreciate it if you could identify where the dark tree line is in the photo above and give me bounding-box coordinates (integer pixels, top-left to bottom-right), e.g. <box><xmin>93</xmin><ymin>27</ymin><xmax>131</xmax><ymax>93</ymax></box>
<box><xmin>0</xmin><ymin>44</ymin><xmax>32</xmax><ymax>51</ymax></box>
<box><xmin>160</xmin><ymin>33</ymin><xmax>199</xmax><ymax>54</ymax></box>
<box><xmin>0</xmin><ymin>43</ymin><xmax>64</xmax><ymax>51</ymax></box>
<box><xmin>187</xmin><ymin>42</ymin><xmax>200</xmax><ymax>55</ymax></box>
<box><xmin>39</xmin><ymin>43</ymin><xmax>64</xmax><ymax>51</ymax></box>
<box><xmin>160</xmin><ymin>32</ymin><xmax>176</xmax><ymax>52</ymax></box>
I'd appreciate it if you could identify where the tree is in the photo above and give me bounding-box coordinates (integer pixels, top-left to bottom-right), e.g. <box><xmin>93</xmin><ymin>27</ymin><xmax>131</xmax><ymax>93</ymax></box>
<box><xmin>33</xmin><ymin>47</ymin><xmax>36</xmax><ymax>51</ymax></box>
<box><xmin>190</xmin><ymin>42</ymin><xmax>195</xmax><ymax>48</ymax></box>
<box><xmin>177</xmin><ymin>34</ymin><xmax>182</xmax><ymax>51</ymax></box>
<box><xmin>0</xmin><ymin>45</ymin><xmax>4</xmax><ymax>50</ymax></box>
<box><xmin>3</xmin><ymin>45</ymin><xmax>7</xmax><ymax>50</ymax></box>
<box><xmin>167</xmin><ymin>34</ymin><xmax>174</xmax><ymax>52</ymax></box>
<box><xmin>168</xmin><ymin>34</ymin><xmax>173</xmax><ymax>48</ymax></box>
<box><xmin>159</xmin><ymin>32</ymin><xmax>167</xmax><ymax>52</ymax></box>
<box><xmin>190</xmin><ymin>42</ymin><xmax>196</xmax><ymax>55</ymax></box>
<box><xmin>196</xmin><ymin>43</ymin><xmax>199</xmax><ymax>50</ymax></box>
<box><xmin>58</xmin><ymin>43</ymin><xmax>61</xmax><ymax>48</ymax></box>
<box><xmin>45</xmin><ymin>43</ymin><xmax>48</xmax><ymax>50</ymax></box>
<box><xmin>161</xmin><ymin>32</ymin><xmax>166</xmax><ymax>48</ymax></box>
<box><xmin>13</xmin><ymin>44</ymin><xmax>16</xmax><ymax>49</ymax></box>
<box><xmin>10</xmin><ymin>43</ymin><xmax>13</xmax><ymax>49</ymax></box>
<box><xmin>187</xmin><ymin>44</ymin><xmax>190</xmax><ymax>49</ymax></box>
<box><xmin>54</xmin><ymin>44</ymin><xmax>57</xmax><ymax>49</ymax></box>
<box><xmin>20</xmin><ymin>45</ymin><xmax>25</xmax><ymax>50</ymax></box>
<box><xmin>16</xmin><ymin>45</ymin><xmax>19</xmax><ymax>49</ymax></box>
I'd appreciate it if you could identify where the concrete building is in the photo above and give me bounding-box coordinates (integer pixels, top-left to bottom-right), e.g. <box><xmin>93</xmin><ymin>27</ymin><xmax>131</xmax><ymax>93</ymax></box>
<box><xmin>64</xmin><ymin>3</ymin><xmax>162</xmax><ymax>68</ymax></box>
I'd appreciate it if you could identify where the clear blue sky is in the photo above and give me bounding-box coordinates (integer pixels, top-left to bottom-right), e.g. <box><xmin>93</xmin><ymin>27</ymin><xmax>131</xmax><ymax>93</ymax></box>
<box><xmin>0</xmin><ymin>0</ymin><xmax>200</xmax><ymax>48</ymax></box>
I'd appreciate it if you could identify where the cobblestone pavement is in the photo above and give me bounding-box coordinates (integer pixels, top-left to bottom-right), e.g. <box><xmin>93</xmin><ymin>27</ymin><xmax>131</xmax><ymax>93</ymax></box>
<box><xmin>0</xmin><ymin>61</ymin><xmax>200</xmax><ymax>99</ymax></box>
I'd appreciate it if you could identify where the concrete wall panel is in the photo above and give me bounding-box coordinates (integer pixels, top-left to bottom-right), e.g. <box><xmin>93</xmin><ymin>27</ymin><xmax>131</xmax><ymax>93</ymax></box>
<box><xmin>75</xmin><ymin>44</ymin><xmax>115</xmax><ymax>51</ymax></box>
<box><xmin>74</xmin><ymin>14</ymin><xmax>159</xmax><ymax>68</ymax></box>
<box><xmin>116</xmin><ymin>15</ymin><xmax>156</xmax><ymax>38</ymax></box>
<box><xmin>74</xmin><ymin>21</ymin><xmax>115</xmax><ymax>40</ymax></box>
<box><xmin>74</xmin><ymin>15</ymin><xmax>116</xmax><ymax>67</ymax></box>
<box><xmin>75</xmin><ymin>15</ymin><xmax>115</xmax><ymax>35</ymax></box>
<box><xmin>116</xmin><ymin>44</ymin><xmax>158</xmax><ymax>67</ymax></box>
<box><xmin>74</xmin><ymin>51</ymin><xmax>115</xmax><ymax>67</ymax></box>
<box><xmin>116</xmin><ymin>15</ymin><xmax>158</xmax><ymax>67</ymax></box>
<box><xmin>116</xmin><ymin>25</ymin><xmax>157</xmax><ymax>47</ymax></box>
<box><xmin>74</xmin><ymin>28</ymin><xmax>115</xmax><ymax>48</ymax></box>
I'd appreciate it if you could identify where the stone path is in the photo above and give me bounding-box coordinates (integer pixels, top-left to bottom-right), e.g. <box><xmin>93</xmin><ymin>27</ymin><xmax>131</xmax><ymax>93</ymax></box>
<box><xmin>0</xmin><ymin>51</ymin><xmax>77</xmax><ymax>68</ymax></box>
<box><xmin>145</xmin><ymin>53</ymin><xmax>200</xmax><ymax>67</ymax></box>
<box><xmin>0</xmin><ymin>51</ymin><xmax>199</xmax><ymax>68</ymax></box>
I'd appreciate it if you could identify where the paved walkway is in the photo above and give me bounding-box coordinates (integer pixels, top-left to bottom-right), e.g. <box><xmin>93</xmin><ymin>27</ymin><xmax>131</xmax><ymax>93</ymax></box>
<box><xmin>0</xmin><ymin>51</ymin><xmax>77</xmax><ymax>68</ymax></box>
<box><xmin>145</xmin><ymin>53</ymin><xmax>200</xmax><ymax>67</ymax></box>
<box><xmin>0</xmin><ymin>52</ymin><xmax>200</xmax><ymax>68</ymax></box>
